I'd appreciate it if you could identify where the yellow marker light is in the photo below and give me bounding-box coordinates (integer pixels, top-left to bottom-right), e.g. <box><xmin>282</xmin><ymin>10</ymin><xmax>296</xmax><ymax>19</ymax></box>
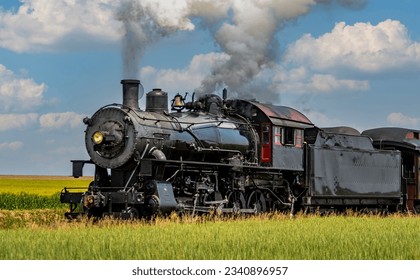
<box><xmin>92</xmin><ymin>131</ymin><xmax>104</xmax><ymax>144</ymax></box>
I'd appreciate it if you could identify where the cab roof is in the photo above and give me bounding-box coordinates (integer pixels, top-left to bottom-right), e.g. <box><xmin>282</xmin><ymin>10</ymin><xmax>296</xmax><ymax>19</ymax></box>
<box><xmin>245</xmin><ymin>100</ymin><xmax>313</xmax><ymax>129</ymax></box>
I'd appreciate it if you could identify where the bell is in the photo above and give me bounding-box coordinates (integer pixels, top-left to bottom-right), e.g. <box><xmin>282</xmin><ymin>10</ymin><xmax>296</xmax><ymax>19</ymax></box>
<box><xmin>173</xmin><ymin>95</ymin><xmax>184</xmax><ymax>107</ymax></box>
<box><xmin>171</xmin><ymin>94</ymin><xmax>185</xmax><ymax>111</ymax></box>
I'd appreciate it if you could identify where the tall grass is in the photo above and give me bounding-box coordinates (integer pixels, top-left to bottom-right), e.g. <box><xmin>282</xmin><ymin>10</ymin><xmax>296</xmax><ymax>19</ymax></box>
<box><xmin>1</xmin><ymin>176</ymin><xmax>419</xmax><ymax>260</ymax></box>
<box><xmin>0</xmin><ymin>209</ymin><xmax>65</xmax><ymax>229</ymax></box>
<box><xmin>1</xmin><ymin>214</ymin><xmax>419</xmax><ymax>260</ymax></box>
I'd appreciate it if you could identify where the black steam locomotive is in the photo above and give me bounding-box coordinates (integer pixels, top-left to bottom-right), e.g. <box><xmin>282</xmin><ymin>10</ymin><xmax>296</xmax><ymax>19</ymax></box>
<box><xmin>60</xmin><ymin>80</ymin><xmax>420</xmax><ymax>218</ymax></box>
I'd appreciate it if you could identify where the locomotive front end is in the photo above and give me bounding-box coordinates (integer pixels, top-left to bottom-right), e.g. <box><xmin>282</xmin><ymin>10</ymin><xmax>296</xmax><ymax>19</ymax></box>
<box><xmin>60</xmin><ymin>79</ymin><xmax>182</xmax><ymax>219</ymax></box>
<box><xmin>84</xmin><ymin>80</ymin><xmax>147</xmax><ymax>169</ymax></box>
<box><xmin>84</xmin><ymin>106</ymin><xmax>139</xmax><ymax>169</ymax></box>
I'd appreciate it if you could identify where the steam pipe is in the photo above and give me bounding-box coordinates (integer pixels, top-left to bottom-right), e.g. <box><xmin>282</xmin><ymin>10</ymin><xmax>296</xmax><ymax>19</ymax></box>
<box><xmin>149</xmin><ymin>147</ymin><xmax>166</xmax><ymax>160</ymax></box>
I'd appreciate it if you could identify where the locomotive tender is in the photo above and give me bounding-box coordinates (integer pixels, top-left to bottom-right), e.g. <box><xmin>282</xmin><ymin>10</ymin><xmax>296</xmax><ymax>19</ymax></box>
<box><xmin>60</xmin><ymin>79</ymin><xmax>420</xmax><ymax>218</ymax></box>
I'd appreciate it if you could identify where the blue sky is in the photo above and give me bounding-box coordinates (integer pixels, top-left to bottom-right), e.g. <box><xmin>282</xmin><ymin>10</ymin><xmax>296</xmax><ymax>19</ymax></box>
<box><xmin>1</xmin><ymin>0</ymin><xmax>419</xmax><ymax>175</ymax></box>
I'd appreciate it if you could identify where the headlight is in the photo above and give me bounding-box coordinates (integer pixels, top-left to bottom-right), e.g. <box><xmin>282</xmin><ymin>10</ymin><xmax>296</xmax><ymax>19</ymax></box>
<box><xmin>92</xmin><ymin>131</ymin><xmax>104</xmax><ymax>144</ymax></box>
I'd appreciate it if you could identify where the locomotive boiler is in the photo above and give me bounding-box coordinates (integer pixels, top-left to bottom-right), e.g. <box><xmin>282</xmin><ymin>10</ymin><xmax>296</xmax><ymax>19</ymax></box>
<box><xmin>60</xmin><ymin>79</ymin><xmax>420</xmax><ymax>218</ymax></box>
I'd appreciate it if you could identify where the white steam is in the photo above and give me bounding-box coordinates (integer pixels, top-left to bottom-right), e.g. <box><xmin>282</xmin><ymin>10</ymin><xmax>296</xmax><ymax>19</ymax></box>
<box><xmin>116</xmin><ymin>0</ymin><xmax>368</xmax><ymax>101</ymax></box>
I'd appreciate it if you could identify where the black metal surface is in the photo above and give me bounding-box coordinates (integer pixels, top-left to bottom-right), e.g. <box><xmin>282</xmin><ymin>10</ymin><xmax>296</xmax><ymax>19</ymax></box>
<box><xmin>85</xmin><ymin>97</ymin><xmax>258</xmax><ymax>169</ymax></box>
<box><xmin>146</xmin><ymin>88</ymin><xmax>168</xmax><ymax>112</ymax></box>
<box><xmin>121</xmin><ymin>79</ymin><xmax>141</xmax><ymax>110</ymax></box>
<box><xmin>307</xmin><ymin>130</ymin><xmax>401</xmax><ymax>199</ymax></box>
<box><xmin>71</xmin><ymin>160</ymin><xmax>92</xmax><ymax>178</ymax></box>
<box><xmin>309</xmin><ymin>146</ymin><xmax>401</xmax><ymax>196</ymax></box>
<box><xmin>150</xmin><ymin>180</ymin><xmax>178</xmax><ymax>215</ymax></box>
<box><xmin>321</xmin><ymin>126</ymin><xmax>360</xmax><ymax>136</ymax></box>
<box><xmin>60</xmin><ymin>191</ymin><xmax>83</xmax><ymax>204</ymax></box>
<box><xmin>272</xmin><ymin>146</ymin><xmax>304</xmax><ymax>171</ymax></box>
<box><xmin>227</xmin><ymin>99</ymin><xmax>313</xmax><ymax>129</ymax></box>
<box><xmin>363</xmin><ymin>127</ymin><xmax>420</xmax><ymax>152</ymax></box>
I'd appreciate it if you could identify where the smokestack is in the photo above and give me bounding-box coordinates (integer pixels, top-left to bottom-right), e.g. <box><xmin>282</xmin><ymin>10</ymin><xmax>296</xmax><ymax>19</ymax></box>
<box><xmin>121</xmin><ymin>79</ymin><xmax>144</xmax><ymax>110</ymax></box>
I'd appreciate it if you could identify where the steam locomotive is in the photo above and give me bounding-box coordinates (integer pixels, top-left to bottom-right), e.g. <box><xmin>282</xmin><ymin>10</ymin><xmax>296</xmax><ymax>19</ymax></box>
<box><xmin>60</xmin><ymin>80</ymin><xmax>420</xmax><ymax>218</ymax></box>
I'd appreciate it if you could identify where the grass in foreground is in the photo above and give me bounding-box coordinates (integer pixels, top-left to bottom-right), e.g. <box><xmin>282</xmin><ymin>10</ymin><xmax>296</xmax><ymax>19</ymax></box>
<box><xmin>0</xmin><ymin>192</ymin><xmax>65</xmax><ymax>210</ymax></box>
<box><xmin>0</xmin><ymin>213</ymin><xmax>419</xmax><ymax>260</ymax></box>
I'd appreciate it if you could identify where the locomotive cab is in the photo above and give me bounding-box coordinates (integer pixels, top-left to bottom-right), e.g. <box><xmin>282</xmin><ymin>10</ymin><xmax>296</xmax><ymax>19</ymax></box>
<box><xmin>226</xmin><ymin>99</ymin><xmax>313</xmax><ymax>168</ymax></box>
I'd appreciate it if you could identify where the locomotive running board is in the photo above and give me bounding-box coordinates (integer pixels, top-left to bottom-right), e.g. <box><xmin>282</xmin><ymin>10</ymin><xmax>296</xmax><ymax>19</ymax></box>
<box><xmin>182</xmin><ymin>204</ymin><xmax>259</xmax><ymax>215</ymax></box>
<box><xmin>60</xmin><ymin>187</ymin><xmax>85</xmax><ymax>220</ymax></box>
<box><xmin>183</xmin><ymin>196</ymin><xmax>261</xmax><ymax>215</ymax></box>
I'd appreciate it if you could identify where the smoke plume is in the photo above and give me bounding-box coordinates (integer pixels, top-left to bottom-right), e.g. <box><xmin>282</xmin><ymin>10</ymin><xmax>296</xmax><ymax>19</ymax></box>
<box><xmin>194</xmin><ymin>0</ymin><xmax>317</xmax><ymax>100</ymax></box>
<box><xmin>116</xmin><ymin>1</ymin><xmax>160</xmax><ymax>81</ymax></box>
<box><xmin>115</xmin><ymin>0</ymin><xmax>367</xmax><ymax>102</ymax></box>
<box><xmin>193</xmin><ymin>0</ymin><xmax>368</xmax><ymax>101</ymax></box>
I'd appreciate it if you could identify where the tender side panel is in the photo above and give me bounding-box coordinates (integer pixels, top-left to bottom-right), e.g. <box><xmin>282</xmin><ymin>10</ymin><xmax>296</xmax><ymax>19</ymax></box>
<box><xmin>307</xmin><ymin>146</ymin><xmax>401</xmax><ymax>200</ymax></box>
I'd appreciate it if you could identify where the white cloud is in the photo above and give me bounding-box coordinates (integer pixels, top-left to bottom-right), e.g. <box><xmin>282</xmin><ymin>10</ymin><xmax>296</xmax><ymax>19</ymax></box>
<box><xmin>310</xmin><ymin>74</ymin><xmax>369</xmax><ymax>92</ymax></box>
<box><xmin>39</xmin><ymin>112</ymin><xmax>85</xmax><ymax>129</ymax></box>
<box><xmin>303</xmin><ymin>110</ymin><xmax>342</xmax><ymax>128</ymax></box>
<box><xmin>0</xmin><ymin>65</ymin><xmax>46</xmax><ymax>112</ymax></box>
<box><xmin>387</xmin><ymin>112</ymin><xmax>420</xmax><ymax>127</ymax></box>
<box><xmin>285</xmin><ymin>20</ymin><xmax>420</xmax><ymax>73</ymax></box>
<box><xmin>271</xmin><ymin>66</ymin><xmax>369</xmax><ymax>94</ymax></box>
<box><xmin>141</xmin><ymin>52</ymin><xmax>230</xmax><ymax>92</ymax></box>
<box><xmin>273</xmin><ymin>19</ymin><xmax>420</xmax><ymax>95</ymax></box>
<box><xmin>0</xmin><ymin>0</ymin><xmax>227</xmax><ymax>53</ymax></box>
<box><xmin>0</xmin><ymin>113</ymin><xmax>38</xmax><ymax>131</ymax></box>
<box><xmin>0</xmin><ymin>0</ymin><xmax>121</xmax><ymax>52</ymax></box>
<box><xmin>0</xmin><ymin>141</ymin><xmax>24</xmax><ymax>151</ymax></box>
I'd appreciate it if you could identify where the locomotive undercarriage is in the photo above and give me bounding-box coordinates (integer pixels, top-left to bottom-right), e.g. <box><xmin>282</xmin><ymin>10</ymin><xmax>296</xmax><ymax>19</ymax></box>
<box><xmin>61</xmin><ymin>155</ymin><xmax>408</xmax><ymax>219</ymax></box>
<box><xmin>61</xmin><ymin>182</ymin><xmax>176</xmax><ymax>220</ymax></box>
<box><xmin>157</xmin><ymin>158</ymin><xmax>307</xmax><ymax>216</ymax></box>
<box><xmin>301</xmin><ymin>197</ymin><xmax>404</xmax><ymax>215</ymax></box>
<box><xmin>61</xmin><ymin>159</ymin><xmax>304</xmax><ymax>219</ymax></box>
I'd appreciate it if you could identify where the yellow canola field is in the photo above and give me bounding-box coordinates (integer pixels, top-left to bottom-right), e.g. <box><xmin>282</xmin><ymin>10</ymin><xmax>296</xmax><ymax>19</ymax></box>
<box><xmin>0</xmin><ymin>175</ymin><xmax>92</xmax><ymax>196</ymax></box>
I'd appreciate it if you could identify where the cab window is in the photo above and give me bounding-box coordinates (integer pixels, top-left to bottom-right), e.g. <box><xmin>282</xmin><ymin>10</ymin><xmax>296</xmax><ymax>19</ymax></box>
<box><xmin>273</xmin><ymin>126</ymin><xmax>303</xmax><ymax>148</ymax></box>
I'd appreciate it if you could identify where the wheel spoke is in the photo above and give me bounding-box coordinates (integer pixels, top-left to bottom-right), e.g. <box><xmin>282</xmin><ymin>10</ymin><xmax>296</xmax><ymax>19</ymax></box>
<box><xmin>247</xmin><ymin>190</ymin><xmax>267</xmax><ymax>213</ymax></box>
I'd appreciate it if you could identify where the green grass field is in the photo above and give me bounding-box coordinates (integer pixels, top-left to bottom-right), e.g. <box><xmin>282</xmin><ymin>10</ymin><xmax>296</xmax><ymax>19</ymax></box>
<box><xmin>0</xmin><ymin>213</ymin><xmax>419</xmax><ymax>260</ymax></box>
<box><xmin>0</xmin><ymin>176</ymin><xmax>419</xmax><ymax>260</ymax></box>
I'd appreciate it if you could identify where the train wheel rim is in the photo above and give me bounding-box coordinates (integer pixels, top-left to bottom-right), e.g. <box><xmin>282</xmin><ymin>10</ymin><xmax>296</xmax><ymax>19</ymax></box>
<box><xmin>227</xmin><ymin>191</ymin><xmax>246</xmax><ymax>212</ymax></box>
<box><xmin>247</xmin><ymin>190</ymin><xmax>267</xmax><ymax>213</ymax></box>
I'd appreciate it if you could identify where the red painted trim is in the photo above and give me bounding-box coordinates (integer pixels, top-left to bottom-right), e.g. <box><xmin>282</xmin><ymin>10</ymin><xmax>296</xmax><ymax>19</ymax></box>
<box><xmin>261</xmin><ymin>123</ymin><xmax>271</xmax><ymax>163</ymax></box>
